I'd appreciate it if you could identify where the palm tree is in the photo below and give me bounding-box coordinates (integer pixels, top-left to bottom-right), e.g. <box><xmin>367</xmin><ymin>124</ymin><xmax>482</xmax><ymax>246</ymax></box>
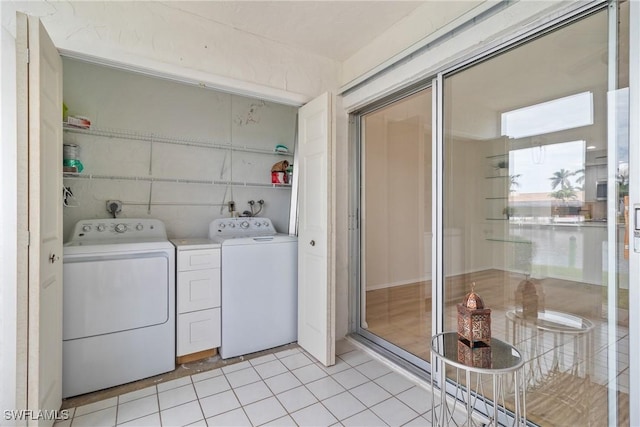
<box><xmin>509</xmin><ymin>174</ymin><xmax>522</xmax><ymax>193</ymax></box>
<box><xmin>549</xmin><ymin>169</ymin><xmax>574</xmax><ymax>191</ymax></box>
<box><xmin>549</xmin><ymin>169</ymin><xmax>577</xmax><ymax>202</ymax></box>
<box><xmin>573</xmin><ymin>168</ymin><xmax>585</xmax><ymax>191</ymax></box>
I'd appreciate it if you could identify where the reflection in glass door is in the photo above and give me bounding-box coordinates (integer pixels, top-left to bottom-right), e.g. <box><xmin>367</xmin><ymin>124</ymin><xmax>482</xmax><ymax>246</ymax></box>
<box><xmin>441</xmin><ymin>5</ymin><xmax>629</xmax><ymax>426</ymax></box>
<box><xmin>359</xmin><ymin>88</ymin><xmax>433</xmax><ymax>365</ymax></box>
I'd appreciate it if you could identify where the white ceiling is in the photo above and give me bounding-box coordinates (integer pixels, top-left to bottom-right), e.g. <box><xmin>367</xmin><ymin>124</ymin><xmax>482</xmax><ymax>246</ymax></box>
<box><xmin>157</xmin><ymin>1</ymin><xmax>429</xmax><ymax>61</ymax></box>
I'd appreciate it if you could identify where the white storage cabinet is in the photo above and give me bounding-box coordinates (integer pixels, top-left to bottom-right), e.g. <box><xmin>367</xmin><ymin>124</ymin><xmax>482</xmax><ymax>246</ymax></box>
<box><xmin>171</xmin><ymin>239</ymin><xmax>221</xmax><ymax>361</ymax></box>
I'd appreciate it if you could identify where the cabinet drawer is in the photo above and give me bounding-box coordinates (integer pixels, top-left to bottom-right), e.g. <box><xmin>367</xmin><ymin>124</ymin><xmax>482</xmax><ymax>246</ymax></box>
<box><xmin>177</xmin><ymin>308</ymin><xmax>221</xmax><ymax>356</ymax></box>
<box><xmin>177</xmin><ymin>248</ymin><xmax>220</xmax><ymax>271</ymax></box>
<box><xmin>177</xmin><ymin>269</ymin><xmax>221</xmax><ymax>313</ymax></box>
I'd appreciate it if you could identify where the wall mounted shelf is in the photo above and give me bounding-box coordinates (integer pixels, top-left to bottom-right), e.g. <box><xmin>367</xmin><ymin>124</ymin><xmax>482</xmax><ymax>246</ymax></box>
<box><xmin>63</xmin><ymin>125</ymin><xmax>294</xmax><ymax>157</ymax></box>
<box><xmin>63</xmin><ymin>173</ymin><xmax>292</xmax><ymax>189</ymax></box>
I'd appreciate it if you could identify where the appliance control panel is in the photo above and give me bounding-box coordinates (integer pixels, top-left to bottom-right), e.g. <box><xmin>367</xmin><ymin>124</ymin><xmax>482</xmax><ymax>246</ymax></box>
<box><xmin>67</xmin><ymin>218</ymin><xmax>168</xmax><ymax>242</ymax></box>
<box><xmin>209</xmin><ymin>217</ymin><xmax>276</xmax><ymax>238</ymax></box>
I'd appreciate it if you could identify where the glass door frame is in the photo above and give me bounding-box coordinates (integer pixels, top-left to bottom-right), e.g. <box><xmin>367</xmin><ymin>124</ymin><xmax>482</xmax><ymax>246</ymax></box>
<box><xmin>350</xmin><ymin>0</ymin><xmax>638</xmax><ymax>424</ymax></box>
<box><xmin>351</xmin><ymin>80</ymin><xmax>437</xmax><ymax>377</ymax></box>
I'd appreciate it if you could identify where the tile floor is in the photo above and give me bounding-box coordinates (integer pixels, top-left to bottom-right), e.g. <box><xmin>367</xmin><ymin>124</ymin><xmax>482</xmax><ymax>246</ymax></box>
<box><xmin>55</xmin><ymin>341</ymin><xmax>453</xmax><ymax>427</ymax></box>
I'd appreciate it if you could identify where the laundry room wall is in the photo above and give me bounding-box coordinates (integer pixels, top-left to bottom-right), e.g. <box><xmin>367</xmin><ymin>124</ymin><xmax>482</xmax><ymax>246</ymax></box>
<box><xmin>62</xmin><ymin>58</ymin><xmax>297</xmax><ymax>240</ymax></box>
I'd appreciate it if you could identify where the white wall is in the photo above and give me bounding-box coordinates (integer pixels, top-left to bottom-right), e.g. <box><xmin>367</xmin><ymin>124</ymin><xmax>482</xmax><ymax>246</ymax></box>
<box><xmin>62</xmin><ymin>59</ymin><xmax>297</xmax><ymax>239</ymax></box>
<box><xmin>341</xmin><ymin>1</ymin><xmax>483</xmax><ymax>86</ymax></box>
<box><xmin>3</xmin><ymin>1</ymin><xmax>340</xmax><ymax>104</ymax></box>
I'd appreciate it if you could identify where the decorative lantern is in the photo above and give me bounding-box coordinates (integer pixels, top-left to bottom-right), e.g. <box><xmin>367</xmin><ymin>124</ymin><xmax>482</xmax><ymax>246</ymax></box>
<box><xmin>515</xmin><ymin>275</ymin><xmax>544</xmax><ymax>319</ymax></box>
<box><xmin>457</xmin><ymin>282</ymin><xmax>491</xmax><ymax>347</ymax></box>
<box><xmin>457</xmin><ymin>339</ymin><xmax>492</xmax><ymax>368</ymax></box>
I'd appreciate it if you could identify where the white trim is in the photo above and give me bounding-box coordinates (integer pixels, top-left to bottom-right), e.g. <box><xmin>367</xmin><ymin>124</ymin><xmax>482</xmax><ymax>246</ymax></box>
<box><xmin>338</xmin><ymin>1</ymin><xmax>508</xmax><ymax>95</ymax></box>
<box><xmin>628</xmin><ymin>1</ymin><xmax>639</xmax><ymax>425</ymax></box>
<box><xmin>60</xmin><ymin>49</ymin><xmax>309</xmax><ymax>107</ymax></box>
<box><xmin>366</xmin><ymin>276</ymin><xmax>431</xmax><ymax>292</ymax></box>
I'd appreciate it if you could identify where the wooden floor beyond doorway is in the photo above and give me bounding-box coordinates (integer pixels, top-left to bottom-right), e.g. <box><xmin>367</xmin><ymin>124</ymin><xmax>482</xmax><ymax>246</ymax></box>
<box><xmin>364</xmin><ymin>269</ymin><xmax>630</xmax><ymax>426</ymax></box>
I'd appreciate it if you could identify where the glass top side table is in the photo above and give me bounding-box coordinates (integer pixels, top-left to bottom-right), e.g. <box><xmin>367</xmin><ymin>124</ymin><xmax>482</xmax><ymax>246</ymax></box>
<box><xmin>430</xmin><ymin>332</ymin><xmax>526</xmax><ymax>427</ymax></box>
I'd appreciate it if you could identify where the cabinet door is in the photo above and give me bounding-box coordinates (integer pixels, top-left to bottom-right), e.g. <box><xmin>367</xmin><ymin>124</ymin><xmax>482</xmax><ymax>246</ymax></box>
<box><xmin>177</xmin><ymin>308</ymin><xmax>221</xmax><ymax>356</ymax></box>
<box><xmin>177</xmin><ymin>269</ymin><xmax>221</xmax><ymax>313</ymax></box>
<box><xmin>178</xmin><ymin>249</ymin><xmax>220</xmax><ymax>271</ymax></box>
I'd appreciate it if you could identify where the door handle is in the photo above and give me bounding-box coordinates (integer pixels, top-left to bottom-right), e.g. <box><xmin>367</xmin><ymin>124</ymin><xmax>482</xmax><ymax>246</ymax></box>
<box><xmin>49</xmin><ymin>253</ymin><xmax>60</xmax><ymax>264</ymax></box>
<box><xmin>310</xmin><ymin>240</ymin><xmax>315</xmax><ymax>246</ymax></box>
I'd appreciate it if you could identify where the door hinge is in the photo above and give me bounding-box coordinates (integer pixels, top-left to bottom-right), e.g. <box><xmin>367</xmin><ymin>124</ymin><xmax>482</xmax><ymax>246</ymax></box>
<box><xmin>27</xmin><ymin>231</ymin><xmax>31</xmax><ymax>247</ymax></box>
<box><xmin>26</xmin><ymin>48</ymin><xmax>30</xmax><ymax>64</ymax></box>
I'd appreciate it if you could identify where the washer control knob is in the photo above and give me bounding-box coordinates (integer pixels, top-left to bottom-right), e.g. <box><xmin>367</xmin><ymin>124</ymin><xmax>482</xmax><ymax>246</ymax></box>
<box><xmin>82</xmin><ymin>225</ymin><xmax>92</xmax><ymax>232</ymax></box>
<box><xmin>255</xmin><ymin>222</ymin><xmax>261</xmax><ymax>227</ymax></box>
<box><xmin>115</xmin><ymin>223</ymin><xmax>127</xmax><ymax>233</ymax></box>
<box><xmin>219</xmin><ymin>223</ymin><xmax>226</xmax><ymax>229</ymax></box>
<box><xmin>262</xmin><ymin>221</ymin><xmax>269</xmax><ymax>226</ymax></box>
<box><xmin>228</xmin><ymin>222</ymin><xmax>236</xmax><ymax>228</ymax></box>
<box><xmin>240</xmin><ymin>221</ymin><xmax>250</xmax><ymax>229</ymax></box>
<box><xmin>136</xmin><ymin>224</ymin><xmax>144</xmax><ymax>231</ymax></box>
<box><xmin>97</xmin><ymin>224</ymin><xmax>106</xmax><ymax>232</ymax></box>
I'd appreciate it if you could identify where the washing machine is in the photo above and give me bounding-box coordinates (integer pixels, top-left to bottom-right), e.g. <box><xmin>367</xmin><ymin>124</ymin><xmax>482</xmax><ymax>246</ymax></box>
<box><xmin>209</xmin><ymin>217</ymin><xmax>297</xmax><ymax>359</ymax></box>
<box><xmin>62</xmin><ymin>218</ymin><xmax>175</xmax><ymax>398</ymax></box>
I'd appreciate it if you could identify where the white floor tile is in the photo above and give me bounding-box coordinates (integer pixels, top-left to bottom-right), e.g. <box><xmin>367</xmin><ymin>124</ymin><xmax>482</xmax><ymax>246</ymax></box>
<box><xmin>234</xmin><ymin>381</ymin><xmax>273</xmax><ymax>406</ymax></box>
<box><xmin>317</xmin><ymin>358</ymin><xmax>351</xmax><ymax>375</ymax></box>
<box><xmin>348</xmin><ymin>381</ymin><xmax>392</xmax><ymax>407</ymax></box>
<box><xmin>322</xmin><ymin>391</ymin><xmax>367</xmax><ymax>421</ymax></box>
<box><xmin>116</xmin><ymin>395</ymin><xmax>159</xmax><ymax>425</ymax></box>
<box><xmin>221</xmin><ymin>361</ymin><xmax>251</xmax><ymax>374</ymax></box>
<box><xmin>370</xmin><ymin>397</ymin><xmax>419</xmax><ymax>426</ymax></box>
<box><xmin>206</xmin><ymin>408</ymin><xmax>252</xmax><ymax>426</ymax></box>
<box><xmin>72</xmin><ymin>406</ymin><xmax>117</xmax><ymax>427</ymax></box>
<box><xmin>339</xmin><ymin>350</ymin><xmax>372</xmax><ymax>367</ymax></box>
<box><xmin>292</xmin><ymin>363</ymin><xmax>328</xmax><ymax>384</ymax></box>
<box><xmin>157</xmin><ymin>376</ymin><xmax>192</xmax><ymax>393</ymax></box>
<box><xmin>249</xmin><ymin>353</ymin><xmax>278</xmax><ymax>366</ymax></box>
<box><xmin>160</xmin><ymin>400</ymin><xmax>204</xmax><ymax>427</ymax></box>
<box><xmin>274</xmin><ymin>348</ymin><xmax>302</xmax><ymax>359</ymax></box>
<box><xmin>118</xmin><ymin>386</ymin><xmax>157</xmax><ymax>405</ymax></box>
<box><xmin>158</xmin><ymin>383</ymin><xmax>197</xmax><ymax>411</ymax></box>
<box><xmin>199</xmin><ymin>390</ymin><xmax>241</xmax><ymax>419</ymax></box>
<box><xmin>355</xmin><ymin>360</ymin><xmax>392</xmax><ymax>380</ymax></box>
<box><xmin>332</xmin><ymin>368</ymin><xmax>370</xmax><ymax>390</ymax></box>
<box><xmin>185</xmin><ymin>421</ymin><xmax>207</xmax><ymax>427</ymax></box>
<box><xmin>225</xmin><ymin>367</ymin><xmax>261</xmax><ymax>388</ymax></box>
<box><xmin>264</xmin><ymin>371</ymin><xmax>303</xmax><ymax>395</ymax></box>
<box><xmin>279</xmin><ymin>352</ymin><xmax>313</xmax><ymax>370</ymax></box>
<box><xmin>374</xmin><ymin>372</ymin><xmax>415</xmax><ymax>395</ymax></box>
<box><xmin>402</xmin><ymin>415</ymin><xmax>432</xmax><ymax>426</ymax></box>
<box><xmin>75</xmin><ymin>397</ymin><xmax>117</xmax><ymax>417</ymax></box>
<box><xmin>335</xmin><ymin>340</ymin><xmax>357</xmax><ymax>356</ymax></box>
<box><xmin>191</xmin><ymin>368</ymin><xmax>222</xmax><ymax>383</ymax></box>
<box><xmin>290</xmin><ymin>402</ymin><xmax>338</xmax><ymax>427</ymax></box>
<box><xmin>263</xmin><ymin>414</ymin><xmax>297</xmax><ymax>427</ymax></box>
<box><xmin>243</xmin><ymin>396</ymin><xmax>287</xmax><ymax>426</ymax></box>
<box><xmin>341</xmin><ymin>409</ymin><xmax>387</xmax><ymax>427</ymax></box>
<box><xmin>193</xmin><ymin>375</ymin><xmax>231</xmax><ymax>399</ymax></box>
<box><xmin>276</xmin><ymin>385</ymin><xmax>318</xmax><ymax>412</ymax></box>
<box><xmin>306</xmin><ymin>376</ymin><xmax>346</xmax><ymax>400</ymax></box>
<box><xmin>254</xmin><ymin>360</ymin><xmax>288</xmax><ymax>379</ymax></box>
<box><xmin>396</xmin><ymin>386</ymin><xmax>432</xmax><ymax>415</ymax></box>
<box><xmin>117</xmin><ymin>412</ymin><xmax>161</xmax><ymax>427</ymax></box>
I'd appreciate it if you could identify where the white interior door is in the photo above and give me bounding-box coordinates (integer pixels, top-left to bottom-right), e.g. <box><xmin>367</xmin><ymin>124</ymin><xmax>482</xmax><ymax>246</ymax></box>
<box><xmin>297</xmin><ymin>92</ymin><xmax>335</xmax><ymax>366</ymax></box>
<box><xmin>17</xmin><ymin>13</ymin><xmax>64</xmax><ymax>423</ymax></box>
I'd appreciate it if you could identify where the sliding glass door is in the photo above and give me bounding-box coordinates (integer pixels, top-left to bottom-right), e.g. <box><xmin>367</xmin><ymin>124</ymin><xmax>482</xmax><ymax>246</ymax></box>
<box><xmin>441</xmin><ymin>4</ymin><xmax>629</xmax><ymax>425</ymax></box>
<box><xmin>356</xmin><ymin>1</ymin><xmax>631</xmax><ymax>425</ymax></box>
<box><xmin>358</xmin><ymin>88</ymin><xmax>433</xmax><ymax>367</ymax></box>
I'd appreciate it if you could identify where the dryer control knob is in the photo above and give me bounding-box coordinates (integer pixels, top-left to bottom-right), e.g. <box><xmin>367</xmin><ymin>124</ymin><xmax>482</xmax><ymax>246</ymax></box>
<box><xmin>82</xmin><ymin>225</ymin><xmax>92</xmax><ymax>232</ymax></box>
<box><xmin>97</xmin><ymin>224</ymin><xmax>106</xmax><ymax>232</ymax></box>
<box><xmin>115</xmin><ymin>223</ymin><xmax>127</xmax><ymax>233</ymax></box>
<box><xmin>255</xmin><ymin>222</ymin><xmax>261</xmax><ymax>227</ymax></box>
<box><xmin>240</xmin><ymin>221</ymin><xmax>250</xmax><ymax>229</ymax></box>
<box><xmin>219</xmin><ymin>223</ymin><xmax>226</xmax><ymax>229</ymax></box>
<box><xmin>228</xmin><ymin>223</ymin><xmax>236</xmax><ymax>228</ymax></box>
<box><xmin>262</xmin><ymin>221</ymin><xmax>269</xmax><ymax>226</ymax></box>
<box><xmin>136</xmin><ymin>224</ymin><xmax>144</xmax><ymax>231</ymax></box>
